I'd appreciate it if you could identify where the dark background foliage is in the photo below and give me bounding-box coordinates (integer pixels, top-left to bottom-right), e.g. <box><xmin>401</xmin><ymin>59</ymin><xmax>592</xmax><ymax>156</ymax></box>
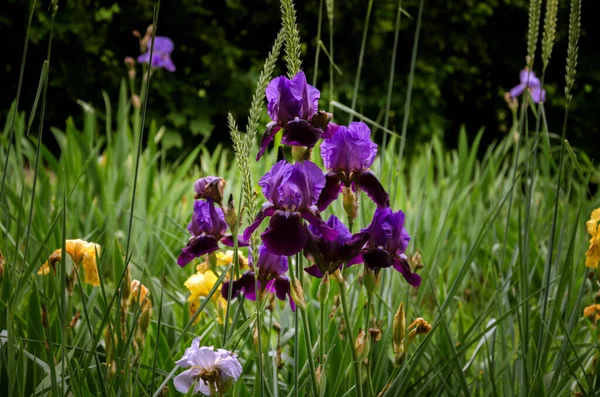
<box><xmin>1</xmin><ymin>0</ymin><xmax>598</xmax><ymax>158</ymax></box>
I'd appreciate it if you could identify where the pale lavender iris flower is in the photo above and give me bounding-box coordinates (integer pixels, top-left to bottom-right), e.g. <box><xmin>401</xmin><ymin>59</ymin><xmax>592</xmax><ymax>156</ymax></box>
<box><xmin>173</xmin><ymin>339</ymin><xmax>242</xmax><ymax>395</ymax></box>
<box><xmin>509</xmin><ymin>69</ymin><xmax>546</xmax><ymax>103</ymax></box>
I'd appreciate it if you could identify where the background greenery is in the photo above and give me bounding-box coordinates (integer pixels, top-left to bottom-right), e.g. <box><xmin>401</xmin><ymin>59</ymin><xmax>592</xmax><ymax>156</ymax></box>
<box><xmin>1</xmin><ymin>0</ymin><xmax>598</xmax><ymax>158</ymax></box>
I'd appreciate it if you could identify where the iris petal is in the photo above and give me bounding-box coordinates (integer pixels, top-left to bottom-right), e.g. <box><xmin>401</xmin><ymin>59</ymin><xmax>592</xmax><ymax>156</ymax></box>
<box><xmin>261</xmin><ymin>212</ymin><xmax>309</xmax><ymax>256</ymax></box>
<box><xmin>354</xmin><ymin>170</ymin><xmax>390</xmax><ymax>209</ymax></box>
<box><xmin>177</xmin><ymin>235</ymin><xmax>220</xmax><ymax>267</ymax></box>
<box><xmin>316</xmin><ymin>173</ymin><xmax>342</xmax><ymax>212</ymax></box>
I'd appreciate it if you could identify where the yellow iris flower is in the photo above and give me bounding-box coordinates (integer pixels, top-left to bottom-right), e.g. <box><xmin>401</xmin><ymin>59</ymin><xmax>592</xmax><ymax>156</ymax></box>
<box><xmin>38</xmin><ymin>239</ymin><xmax>101</xmax><ymax>286</ymax></box>
<box><xmin>184</xmin><ymin>268</ymin><xmax>227</xmax><ymax>323</ymax></box>
<box><xmin>586</xmin><ymin>208</ymin><xmax>600</xmax><ymax>268</ymax></box>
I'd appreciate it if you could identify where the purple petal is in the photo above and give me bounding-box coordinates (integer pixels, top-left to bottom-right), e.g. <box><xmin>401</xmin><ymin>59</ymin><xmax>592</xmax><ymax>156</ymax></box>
<box><xmin>256</xmin><ymin>244</ymin><xmax>289</xmax><ymax>276</ymax></box>
<box><xmin>274</xmin><ymin>277</ymin><xmax>296</xmax><ymax>311</ymax></box>
<box><xmin>267</xmin><ymin>161</ymin><xmax>324</xmax><ymax>211</ymax></box>
<box><xmin>193</xmin><ymin>176</ymin><xmax>224</xmax><ymax>202</ymax></box>
<box><xmin>304</xmin><ymin>264</ymin><xmax>324</xmax><ymax>278</ymax></box>
<box><xmin>322</xmin><ymin>121</ymin><xmax>339</xmax><ymax>140</ymax></box>
<box><xmin>354</xmin><ymin>170</ymin><xmax>390</xmax><ymax>208</ymax></box>
<box><xmin>530</xmin><ymin>86</ymin><xmax>546</xmax><ymax>103</ymax></box>
<box><xmin>519</xmin><ymin>69</ymin><xmax>540</xmax><ymax>88</ymax></box>
<box><xmin>259</xmin><ymin>161</ymin><xmax>289</xmax><ymax>202</ymax></box>
<box><xmin>177</xmin><ymin>235</ymin><xmax>219</xmax><ymax>267</ymax></box>
<box><xmin>392</xmin><ymin>257</ymin><xmax>421</xmax><ymax>287</ymax></box>
<box><xmin>362</xmin><ymin>248</ymin><xmax>393</xmax><ymax>270</ymax></box>
<box><xmin>346</xmin><ymin>254</ymin><xmax>364</xmax><ymax>268</ymax></box>
<box><xmin>161</xmin><ymin>56</ymin><xmax>176</xmax><ymax>72</ymax></box>
<box><xmin>257</xmin><ymin>122</ymin><xmax>282</xmax><ymax>161</ymax></box>
<box><xmin>266</xmin><ymin>76</ymin><xmax>302</xmax><ymax>125</ymax></box>
<box><xmin>188</xmin><ymin>200</ymin><xmax>227</xmax><ymax>238</ymax></box>
<box><xmin>261</xmin><ymin>211</ymin><xmax>309</xmax><ymax>256</ymax></box>
<box><xmin>281</xmin><ymin>119</ymin><xmax>324</xmax><ymax>148</ymax></box>
<box><xmin>320</xmin><ymin>122</ymin><xmax>377</xmax><ymax>172</ymax></box>
<box><xmin>222</xmin><ymin>271</ymin><xmax>256</xmax><ymax>301</ymax></box>
<box><xmin>149</xmin><ymin>36</ymin><xmax>174</xmax><ymax>54</ymax></box>
<box><xmin>242</xmin><ymin>204</ymin><xmax>275</xmax><ymax>242</ymax></box>
<box><xmin>221</xmin><ymin>234</ymin><xmax>249</xmax><ymax>247</ymax></box>
<box><xmin>341</xmin><ymin>231</ymin><xmax>370</xmax><ymax>260</ymax></box>
<box><xmin>301</xmin><ymin>209</ymin><xmax>339</xmax><ymax>241</ymax></box>
<box><xmin>509</xmin><ymin>83</ymin><xmax>527</xmax><ymax>98</ymax></box>
<box><xmin>290</xmin><ymin>71</ymin><xmax>320</xmax><ymax>120</ymax></box>
<box><xmin>316</xmin><ymin>173</ymin><xmax>342</xmax><ymax>212</ymax></box>
<box><xmin>173</xmin><ymin>368</ymin><xmax>201</xmax><ymax>394</ymax></box>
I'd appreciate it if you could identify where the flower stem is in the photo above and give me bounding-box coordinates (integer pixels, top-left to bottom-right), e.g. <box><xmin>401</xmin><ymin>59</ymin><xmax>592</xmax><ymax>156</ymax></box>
<box><xmin>255</xmin><ymin>275</ymin><xmax>264</xmax><ymax>397</ymax></box>
<box><xmin>338</xmin><ymin>279</ymin><xmax>363</xmax><ymax>397</ymax></box>
<box><xmin>289</xmin><ymin>256</ymin><xmax>319</xmax><ymax>397</ymax></box>
<box><xmin>291</xmin><ymin>255</ymin><xmax>299</xmax><ymax>397</ymax></box>
<box><xmin>320</xmin><ymin>298</ymin><xmax>326</xmax><ymax>368</ymax></box>
<box><xmin>364</xmin><ymin>293</ymin><xmax>375</xmax><ymax>397</ymax></box>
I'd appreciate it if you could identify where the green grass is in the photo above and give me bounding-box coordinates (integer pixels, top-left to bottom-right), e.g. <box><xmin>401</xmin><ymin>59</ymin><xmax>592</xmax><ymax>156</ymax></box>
<box><xmin>1</xmin><ymin>0</ymin><xmax>598</xmax><ymax>396</ymax></box>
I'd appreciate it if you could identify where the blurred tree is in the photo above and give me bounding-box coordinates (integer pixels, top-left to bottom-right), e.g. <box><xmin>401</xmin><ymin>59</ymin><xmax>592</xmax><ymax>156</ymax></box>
<box><xmin>0</xmin><ymin>0</ymin><xmax>597</xmax><ymax>158</ymax></box>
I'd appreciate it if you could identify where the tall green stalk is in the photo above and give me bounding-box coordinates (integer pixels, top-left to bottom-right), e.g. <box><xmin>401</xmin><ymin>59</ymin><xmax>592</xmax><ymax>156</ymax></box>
<box><xmin>338</xmin><ymin>277</ymin><xmax>363</xmax><ymax>397</ymax></box>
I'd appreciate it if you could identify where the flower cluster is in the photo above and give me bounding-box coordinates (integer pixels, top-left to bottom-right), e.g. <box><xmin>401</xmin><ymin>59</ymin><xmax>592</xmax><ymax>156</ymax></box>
<box><xmin>242</xmin><ymin>71</ymin><xmax>420</xmax><ymax>287</ymax></box>
<box><xmin>585</xmin><ymin>208</ymin><xmax>600</xmax><ymax>269</ymax></box>
<box><xmin>174</xmin><ymin>71</ymin><xmax>424</xmax><ymax>394</ymax></box>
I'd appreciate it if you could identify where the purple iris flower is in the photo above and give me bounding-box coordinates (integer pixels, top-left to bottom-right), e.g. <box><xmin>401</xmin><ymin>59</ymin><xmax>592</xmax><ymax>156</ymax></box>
<box><xmin>257</xmin><ymin>71</ymin><xmax>334</xmax><ymax>161</ymax></box>
<box><xmin>317</xmin><ymin>121</ymin><xmax>390</xmax><ymax>211</ymax></box>
<box><xmin>509</xmin><ymin>69</ymin><xmax>546</xmax><ymax>103</ymax></box>
<box><xmin>173</xmin><ymin>339</ymin><xmax>242</xmax><ymax>395</ymax></box>
<box><xmin>361</xmin><ymin>207</ymin><xmax>420</xmax><ymax>287</ymax></box>
<box><xmin>243</xmin><ymin>160</ymin><xmax>337</xmax><ymax>256</ymax></box>
<box><xmin>138</xmin><ymin>36</ymin><xmax>176</xmax><ymax>72</ymax></box>
<box><xmin>304</xmin><ymin>215</ymin><xmax>370</xmax><ymax>278</ymax></box>
<box><xmin>177</xmin><ymin>200</ymin><xmax>247</xmax><ymax>267</ymax></box>
<box><xmin>221</xmin><ymin>245</ymin><xmax>295</xmax><ymax>310</ymax></box>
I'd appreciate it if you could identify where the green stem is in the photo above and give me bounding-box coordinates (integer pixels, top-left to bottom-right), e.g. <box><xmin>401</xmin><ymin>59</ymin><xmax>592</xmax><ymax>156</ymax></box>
<box><xmin>255</xmin><ymin>275</ymin><xmax>264</xmax><ymax>397</ymax></box>
<box><xmin>338</xmin><ymin>279</ymin><xmax>363</xmax><ymax>397</ymax></box>
<box><xmin>312</xmin><ymin>0</ymin><xmax>324</xmax><ymax>86</ymax></box>
<box><xmin>364</xmin><ymin>293</ymin><xmax>375</xmax><ymax>397</ymax></box>
<box><xmin>291</xmin><ymin>255</ymin><xmax>299</xmax><ymax>397</ymax></box>
<box><xmin>320</xmin><ymin>299</ymin><xmax>326</xmax><ymax>368</ymax></box>
<box><xmin>289</xmin><ymin>258</ymin><xmax>319</xmax><ymax>397</ymax></box>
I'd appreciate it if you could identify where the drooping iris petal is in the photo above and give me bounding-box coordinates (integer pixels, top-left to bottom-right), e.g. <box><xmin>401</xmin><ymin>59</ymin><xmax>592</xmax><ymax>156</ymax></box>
<box><xmin>274</xmin><ymin>277</ymin><xmax>295</xmax><ymax>311</ymax></box>
<box><xmin>243</xmin><ymin>204</ymin><xmax>276</xmax><ymax>242</ymax></box>
<box><xmin>281</xmin><ymin>119</ymin><xmax>324</xmax><ymax>148</ymax></box>
<box><xmin>316</xmin><ymin>173</ymin><xmax>343</xmax><ymax>212</ymax></box>
<box><xmin>178</xmin><ymin>236</ymin><xmax>220</xmax><ymax>267</ymax></box>
<box><xmin>392</xmin><ymin>256</ymin><xmax>422</xmax><ymax>287</ymax></box>
<box><xmin>362</xmin><ymin>247</ymin><xmax>393</xmax><ymax>270</ymax></box>
<box><xmin>354</xmin><ymin>171</ymin><xmax>391</xmax><ymax>209</ymax></box>
<box><xmin>261</xmin><ymin>212</ymin><xmax>309</xmax><ymax>256</ymax></box>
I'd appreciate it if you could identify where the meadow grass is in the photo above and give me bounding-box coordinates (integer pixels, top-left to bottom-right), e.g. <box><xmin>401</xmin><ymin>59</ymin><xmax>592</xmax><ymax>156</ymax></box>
<box><xmin>1</xmin><ymin>0</ymin><xmax>598</xmax><ymax>396</ymax></box>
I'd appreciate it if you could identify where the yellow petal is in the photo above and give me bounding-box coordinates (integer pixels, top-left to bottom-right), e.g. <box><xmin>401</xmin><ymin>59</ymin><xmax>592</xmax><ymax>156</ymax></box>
<box><xmin>587</xmin><ymin>208</ymin><xmax>600</xmax><ymax>236</ymax></box>
<box><xmin>584</xmin><ymin>304</ymin><xmax>600</xmax><ymax>321</ymax></box>
<box><xmin>38</xmin><ymin>261</ymin><xmax>51</xmax><ymax>275</ymax></box>
<box><xmin>586</xmin><ymin>236</ymin><xmax>600</xmax><ymax>269</ymax></box>
<box><xmin>184</xmin><ymin>271</ymin><xmax>219</xmax><ymax>302</ymax></box>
